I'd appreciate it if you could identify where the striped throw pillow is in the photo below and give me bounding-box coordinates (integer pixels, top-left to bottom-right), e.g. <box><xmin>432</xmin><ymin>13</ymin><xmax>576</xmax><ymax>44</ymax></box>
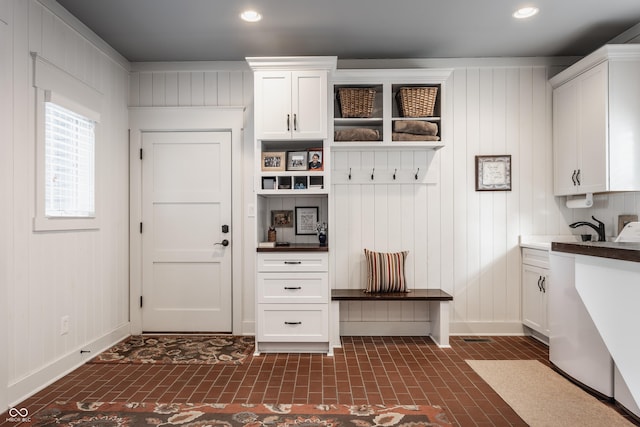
<box><xmin>364</xmin><ymin>249</ymin><xmax>409</xmax><ymax>293</ymax></box>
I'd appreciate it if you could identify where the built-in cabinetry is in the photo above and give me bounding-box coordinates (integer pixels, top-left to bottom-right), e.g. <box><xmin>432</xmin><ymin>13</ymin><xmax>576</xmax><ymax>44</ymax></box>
<box><xmin>521</xmin><ymin>248</ymin><xmax>550</xmax><ymax>341</ymax></box>
<box><xmin>331</xmin><ymin>69</ymin><xmax>451</xmax><ymax>149</ymax></box>
<box><xmin>255</xmin><ymin>249</ymin><xmax>329</xmax><ymax>354</ymax></box>
<box><xmin>551</xmin><ymin>44</ymin><xmax>640</xmax><ymax>196</ymax></box>
<box><xmin>253</xmin><ymin>68</ymin><xmax>328</xmax><ymax>140</ymax></box>
<box><xmin>248</xmin><ymin>57</ymin><xmax>336</xmax><ymax>354</ymax></box>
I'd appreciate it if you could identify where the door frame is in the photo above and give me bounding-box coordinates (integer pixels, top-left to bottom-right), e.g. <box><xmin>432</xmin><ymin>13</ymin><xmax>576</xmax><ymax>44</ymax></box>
<box><xmin>129</xmin><ymin>107</ymin><xmax>245</xmax><ymax>335</ymax></box>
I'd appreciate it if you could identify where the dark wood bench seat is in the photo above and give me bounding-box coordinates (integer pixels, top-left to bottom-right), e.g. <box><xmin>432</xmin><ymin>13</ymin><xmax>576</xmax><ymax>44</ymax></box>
<box><xmin>330</xmin><ymin>288</ymin><xmax>453</xmax><ymax>349</ymax></box>
<box><xmin>331</xmin><ymin>288</ymin><xmax>453</xmax><ymax>301</ymax></box>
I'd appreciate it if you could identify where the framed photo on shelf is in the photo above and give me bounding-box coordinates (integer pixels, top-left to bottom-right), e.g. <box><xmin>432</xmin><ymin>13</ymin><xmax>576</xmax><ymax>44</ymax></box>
<box><xmin>295</xmin><ymin>206</ymin><xmax>319</xmax><ymax>235</ymax></box>
<box><xmin>261</xmin><ymin>152</ymin><xmax>285</xmax><ymax>171</ymax></box>
<box><xmin>287</xmin><ymin>151</ymin><xmax>308</xmax><ymax>171</ymax></box>
<box><xmin>307</xmin><ymin>148</ymin><xmax>323</xmax><ymax>171</ymax></box>
<box><xmin>475</xmin><ymin>155</ymin><xmax>511</xmax><ymax>191</ymax></box>
<box><xmin>271</xmin><ymin>210</ymin><xmax>293</xmax><ymax>228</ymax></box>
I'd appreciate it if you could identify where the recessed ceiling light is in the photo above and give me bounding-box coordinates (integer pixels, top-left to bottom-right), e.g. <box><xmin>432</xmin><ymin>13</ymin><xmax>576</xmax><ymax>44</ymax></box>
<box><xmin>513</xmin><ymin>6</ymin><xmax>539</xmax><ymax>19</ymax></box>
<box><xmin>240</xmin><ymin>10</ymin><xmax>262</xmax><ymax>23</ymax></box>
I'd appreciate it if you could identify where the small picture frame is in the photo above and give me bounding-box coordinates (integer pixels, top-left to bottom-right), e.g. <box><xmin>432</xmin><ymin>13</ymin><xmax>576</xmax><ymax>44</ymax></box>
<box><xmin>307</xmin><ymin>148</ymin><xmax>323</xmax><ymax>171</ymax></box>
<box><xmin>475</xmin><ymin>155</ymin><xmax>512</xmax><ymax>191</ymax></box>
<box><xmin>295</xmin><ymin>206</ymin><xmax>319</xmax><ymax>235</ymax></box>
<box><xmin>261</xmin><ymin>152</ymin><xmax>286</xmax><ymax>171</ymax></box>
<box><xmin>271</xmin><ymin>210</ymin><xmax>293</xmax><ymax>228</ymax></box>
<box><xmin>287</xmin><ymin>151</ymin><xmax>308</xmax><ymax>171</ymax></box>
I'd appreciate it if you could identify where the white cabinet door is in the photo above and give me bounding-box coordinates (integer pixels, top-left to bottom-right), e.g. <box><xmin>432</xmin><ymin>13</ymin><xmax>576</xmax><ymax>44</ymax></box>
<box><xmin>577</xmin><ymin>62</ymin><xmax>608</xmax><ymax>194</ymax></box>
<box><xmin>254</xmin><ymin>71</ymin><xmax>293</xmax><ymax>140</ymax></box>
<box><xmin>522</xmin><ymin>264</ymin><xmax>548</xmax><ymax>335</ymax></box>
<box><xmin>553</xmin><ymin>80</ymin><xmax>580</xmax><ymax>195</ymax></box>
<box><xmin>254</xmin><ymin>71</ymin><xmax>327</xmax><ymax>140</ymax></box>
<box><xmin>291</xmin><ymin>71</ymin><xmax>327</xmax><ymax>139</ymax></box>
<box><xmin>553</xmin><ymin>62</ymin><xmax>608</xmax><ymax>196</ymax></box>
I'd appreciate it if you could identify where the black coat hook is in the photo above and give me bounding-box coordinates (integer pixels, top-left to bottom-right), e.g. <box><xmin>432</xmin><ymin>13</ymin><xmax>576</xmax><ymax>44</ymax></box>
<box><xmin>393</xmin><ymin>168</ymin><xmax>397</xmax><ymax>180</ymax></box>
<box><xmin>415</xmin><ymin>168</ymin><xmax>420</xmax><ymax>180</ymax></box>
<box><xmin>348</xmin><ymin>167</ymin><xmax>352</xmax><ymax>180</ymax></box>
<box><xmin>371</xmin><ymin>168</ymin><xmax>375</xmax><ymax>180</ymax></box>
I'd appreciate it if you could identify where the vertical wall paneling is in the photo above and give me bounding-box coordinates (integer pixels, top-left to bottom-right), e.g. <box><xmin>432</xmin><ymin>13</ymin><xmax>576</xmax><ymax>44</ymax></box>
<box><xmin>6</xmin><ymin>0</ymin><xmax>130</xmax><ymax>406</ymax></box>
<box><xmin>0</xmin><ymin>4</ymin><xmax>11</xmax><ymax>410</ymax></box>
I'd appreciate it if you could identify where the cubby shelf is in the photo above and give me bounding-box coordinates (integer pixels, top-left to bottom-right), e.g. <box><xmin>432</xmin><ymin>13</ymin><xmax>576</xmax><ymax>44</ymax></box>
<box><xmin>330</xmin><ymin>69</ymin><xmax>452</xmax><ymax>150</ymax></box>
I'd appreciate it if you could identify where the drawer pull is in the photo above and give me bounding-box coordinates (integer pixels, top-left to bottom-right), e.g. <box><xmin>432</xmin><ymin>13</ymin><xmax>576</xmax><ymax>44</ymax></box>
<box><xmin>284</xmin><ymin>286</ymin><xmax>302</xmax><ymax>290</ymax></box>
<box><xmin>284</xmin><ymin>261</ymin><xmax>302</xmax><ymax>265</ymax></box>
<box><xmin>284</xmin><ymin>321</ymin><xmax>302</xmax><ymax>325</ymax></box>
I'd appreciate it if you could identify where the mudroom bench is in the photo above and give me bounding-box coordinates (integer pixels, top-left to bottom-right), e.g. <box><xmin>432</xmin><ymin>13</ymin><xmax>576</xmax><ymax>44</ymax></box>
<box><xmin>330</xmin><ymin>288</ymin><xmax>453</xmax><ymax>349</ymax></box>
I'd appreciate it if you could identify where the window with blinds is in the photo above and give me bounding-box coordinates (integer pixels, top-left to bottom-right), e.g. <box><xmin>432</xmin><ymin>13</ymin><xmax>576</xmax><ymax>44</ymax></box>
<box><xmin>44</xmin><ymin>102</ymin><xmax>96</xmax><ymax>218</ymax></box>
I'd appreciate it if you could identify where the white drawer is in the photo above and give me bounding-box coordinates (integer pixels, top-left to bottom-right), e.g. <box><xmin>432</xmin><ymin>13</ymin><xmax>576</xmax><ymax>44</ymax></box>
<box><xmin>257</xmin><ymin>272</ymin><xmax>328</xmax><ymax>303</ymax></box>
<box><xmin>257</xmin><ymin>252</ymin><xmax>328</xmax><ymax>272</ymax></box>
<box><xmin>522</xmin><ymin>248</ymin><xmax>550</xmax><ymax>269</ymax></box>
<box><xmin>257</xmin><ymin>304</ymin><xmax>328</xmax><ymax>341</ymax></box>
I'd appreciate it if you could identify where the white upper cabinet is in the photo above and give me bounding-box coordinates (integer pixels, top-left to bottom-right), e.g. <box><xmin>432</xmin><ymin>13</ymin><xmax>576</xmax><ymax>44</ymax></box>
<box><xmin>551</xmin><ymin>45</ymin><xmax>640</xmax><ymax>196</ymax></box>
<box><xmin>249</xmin><ymin>57</ymin><xmax>336</xmax><ymax>140</ymax></box>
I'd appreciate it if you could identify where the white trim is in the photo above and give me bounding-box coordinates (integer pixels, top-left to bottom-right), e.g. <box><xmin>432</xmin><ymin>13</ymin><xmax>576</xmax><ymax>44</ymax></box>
<box><xmin>36</xmin><ymin>0</ymin><xmax>130</xmax><ymax>71</ymax></box>
<box><xmin>130</xmin><ymin>61</ymin><xmax>249</xmax><ymax>72</ymax></box>
<box><xmin>128</xmin><ymin>106</ymin><xmax>245</xmax><ymax>335</ymax></box>
<box><xmin>450</xmin><ymin>321</ymin><xmax>526</xmax><ymax>336</ymax></box>
<box><xmin>246</xmin><ymin>56</ymin><xmax>337</xmax><ymax>72</ymax></box>
<box><xmin>8</xmin><ymin>323</ymin><xmax>129</xmax><ymax>407</ymax></box>
<box><xmin>32</xmin><ymin>59</ymin><xmax>104</xmax><ymax>231</ymax></box>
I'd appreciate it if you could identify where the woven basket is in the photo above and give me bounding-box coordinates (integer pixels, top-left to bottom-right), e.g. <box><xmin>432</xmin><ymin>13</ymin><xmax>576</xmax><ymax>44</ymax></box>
<box><xmin>338</xmin><ymin>88</ymin><xmax>376</xmax><ymax>118</ymax></box>
<box><xmin>397</xmin><ymin>87</ymin><xmax>438</xmax><ymax>117</ymax></box>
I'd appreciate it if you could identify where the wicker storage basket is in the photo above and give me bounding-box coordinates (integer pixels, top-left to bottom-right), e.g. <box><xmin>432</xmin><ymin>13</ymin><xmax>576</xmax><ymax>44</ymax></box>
<box><xmin>338</xmin><ymin>87</ymin><xmax>376</xmax><ymax>118</ymax></box>
<box><xmin>397</xmin><ymin>86</ymin><xmax>438</xmax><ymax>117</ymax></box>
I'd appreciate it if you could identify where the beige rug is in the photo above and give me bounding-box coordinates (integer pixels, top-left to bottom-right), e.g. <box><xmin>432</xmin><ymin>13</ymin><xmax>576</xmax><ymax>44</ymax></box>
<box><xmin>466</xmin><ymin>360</ymin><xmax>633</xmax><ymax>427</ymax></box>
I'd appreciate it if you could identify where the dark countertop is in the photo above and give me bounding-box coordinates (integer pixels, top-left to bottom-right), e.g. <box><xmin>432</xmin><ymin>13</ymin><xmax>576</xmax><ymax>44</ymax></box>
<box><xmin>257</xmin><ymin>243</ymin><xmax>328</xmax><ymax>252</ymax></box>
<box><xmin>551</xmin><ymin>241</ymin><xmax>640</xmax><ymax>263</ymax></box>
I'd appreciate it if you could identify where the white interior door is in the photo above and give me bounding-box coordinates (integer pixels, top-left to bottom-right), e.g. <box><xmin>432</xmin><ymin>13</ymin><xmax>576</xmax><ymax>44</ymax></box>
<box><xmin>141</xmin><ymin>131</ymin><xmax>232</xmax><ymax>332</ymax></box>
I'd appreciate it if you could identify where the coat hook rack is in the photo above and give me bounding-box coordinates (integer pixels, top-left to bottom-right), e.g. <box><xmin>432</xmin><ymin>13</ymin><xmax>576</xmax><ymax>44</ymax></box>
<box><xmin>393</xmin><ymin>168</ymin><xmax>397</xmax><ymax>180</ymax></box>
<box><xmin>371</xmin><ymin>168</ymin><xmax>375</xmax><ymax>180</ymax></box>
<box><xmin>415</xmin><ymin>168</ymin><xmax>420</xmax><ymax>180</ymax></box>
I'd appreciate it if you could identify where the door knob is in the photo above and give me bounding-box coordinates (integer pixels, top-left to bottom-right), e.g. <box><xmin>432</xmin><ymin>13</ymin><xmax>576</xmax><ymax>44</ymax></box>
<box><xmin>215</xmin><ymin>239</ymin><xmax>229</xmax><ymax>247</ymax></box>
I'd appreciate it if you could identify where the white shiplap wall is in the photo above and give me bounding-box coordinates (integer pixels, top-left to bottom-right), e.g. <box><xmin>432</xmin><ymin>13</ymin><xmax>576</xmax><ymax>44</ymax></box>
<box><xmin>127</xmin><ymin>60</ymin><xmax>572</xmax><ymax>338</ymax></box>
<box><xmin>3</xmin><ymin>0</ymin><xmax>130</xmax><ymax>406</ymax></box>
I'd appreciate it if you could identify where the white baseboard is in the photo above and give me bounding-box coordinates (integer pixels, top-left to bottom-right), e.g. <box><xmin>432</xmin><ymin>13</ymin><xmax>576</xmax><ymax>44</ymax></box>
<box><xmin>9</xmin><ymin>323</ymin><xmax>130</xmax><ymax>407</ymax></box>
<box><xmin>450</xmin><ymin>321</ymin><xmax>525</xmax><ymax>336</ymax></box>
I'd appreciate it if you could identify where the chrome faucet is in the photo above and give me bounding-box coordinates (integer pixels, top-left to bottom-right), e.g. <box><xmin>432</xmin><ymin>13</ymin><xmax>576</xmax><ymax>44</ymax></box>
<box><xmin>569</xmin><ymin>216</ymin><xmax>606</xmax><ymax>242</ymax></box>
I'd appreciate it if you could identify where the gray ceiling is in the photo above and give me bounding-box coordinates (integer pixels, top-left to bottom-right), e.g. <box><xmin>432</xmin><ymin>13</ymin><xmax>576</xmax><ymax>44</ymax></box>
<box><xmin>56</xmin><ymin>0</ymin><xmax>640</xmax><ymax>62</ymax></box>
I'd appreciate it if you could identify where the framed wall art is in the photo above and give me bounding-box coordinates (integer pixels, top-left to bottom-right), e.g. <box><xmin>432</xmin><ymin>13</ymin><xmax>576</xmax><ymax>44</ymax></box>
<box><xmin>475</xmin><ymin>155</ymin><xmax>511</xmax><ymax>191</ymax></box>
<box><xmin>295</xmin><ymin>206</ymin><xmax>318</xmax><ymax>235</ymax></box>
<box><xmin>271</xmin><ymin>210</ymin><xmax>293</xmax><ymax>227</ymax></box>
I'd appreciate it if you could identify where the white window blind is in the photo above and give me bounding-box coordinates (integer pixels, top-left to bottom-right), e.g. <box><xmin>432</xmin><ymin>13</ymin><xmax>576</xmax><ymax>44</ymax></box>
<box><xmin>45</xmin><ymin>102</ymin><xmax>96</xmax><ymax>217</ymax></box>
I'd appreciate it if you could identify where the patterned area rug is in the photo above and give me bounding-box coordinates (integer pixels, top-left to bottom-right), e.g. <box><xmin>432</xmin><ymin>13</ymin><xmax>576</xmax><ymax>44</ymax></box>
<box><xmin>31</xmin><ymin>402</ymin><xmax>453</xmax><ymax>427</ymax></box>
<box><xmin>89</xmin><ymin>335</ymin><xmax>254</xmax><ymax>365</ymax></box>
